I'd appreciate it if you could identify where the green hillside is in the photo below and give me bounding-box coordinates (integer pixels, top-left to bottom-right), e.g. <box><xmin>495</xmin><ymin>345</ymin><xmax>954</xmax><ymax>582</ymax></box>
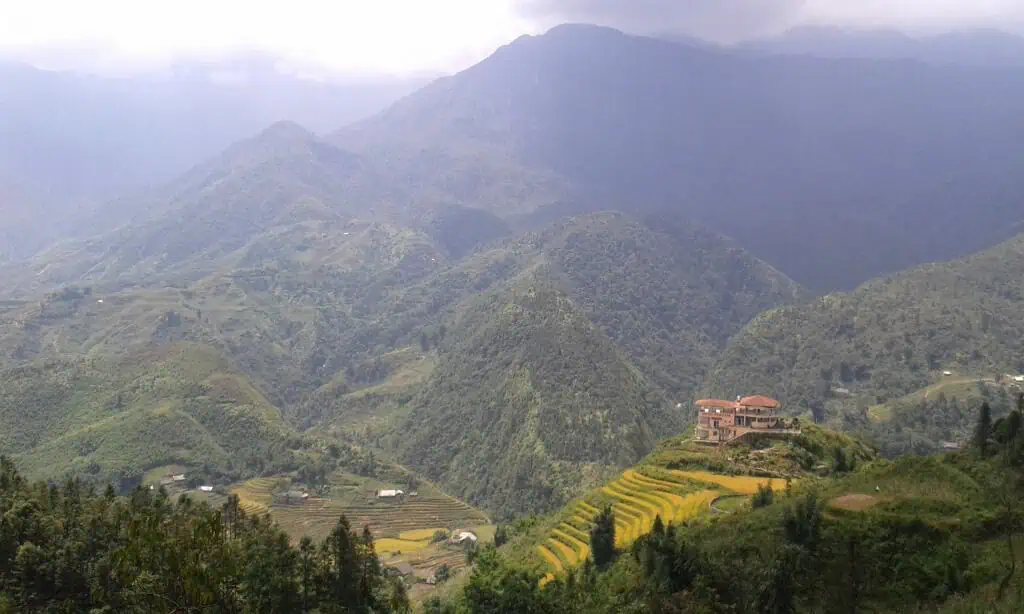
<box><xmin>705</xmin><ymin>233</ymin><xmax>1024</xmax><ymax>449</ymax></box>
<box><xmin>395</xmin><ymin>271</ymin><xmax>677</xmax><ymax>517</ymax></box>
<box><xmin>428</xmin><ymin>420</ymin><xmax>1024</xmax><ymax>614</ymax></box>
<box><xmin>0</xmin><ymin>201</ymin><xmax>800</xmax><ymax>509</ymax></box>
<box><xmin>0</xmin><ymin>342</ymin><xmax>294</xmax><ymax>487</ymax></box>
<box><xmin>537</xmin><ymin>212</ymin><xmax>805</xmax><ymax>399</ymax></box>
<box><xmin>512</xmin><ymin>424</ymin><xmax>874</xmax><ymax>579</ymax></box>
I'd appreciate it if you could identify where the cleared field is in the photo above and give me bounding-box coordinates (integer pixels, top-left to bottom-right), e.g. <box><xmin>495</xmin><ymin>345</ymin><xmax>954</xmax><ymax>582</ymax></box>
<box><xmin>831</xmin><ymin>494</ymin><xmax>883</xmax><ymax>511</ymax></box>
<box><xmin>536</xmin><ymin>465</ymin><xmax>777</xmax><ymax>576</ymax></box>
<box><xmin>232</xmin><ymin>471</ymin><xmax>490</xmax><ymax>545</ymax></box>
<box><xmin>867</xmin><ymin>376</ymin><xmax>997</xmax><ymax>422</ymax></box>
<box><xmin>668</xmin><ymin>470</ymin><xmax>787</xmax><ymax>494</ymax></box>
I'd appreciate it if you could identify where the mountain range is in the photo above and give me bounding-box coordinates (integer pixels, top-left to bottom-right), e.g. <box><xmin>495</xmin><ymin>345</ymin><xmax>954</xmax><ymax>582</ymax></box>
<box><xmin>745</xmin><ymin>26</ymin><xmax>1024</xmax><ymax>66</ymax></box>
<box><xmin>333</xmin><ymin>24</ymin><xmax>1024</xmax><ymax>289</ymax></box>
<box><xmin>0</xmin><ymin>58</ymin><xmax>424</xmax><ymax>262</ymax></box>
<box><xmin>3</xmin><ymin>24</ymin><xmax>1024</xmax><ymax>518</ymax></box>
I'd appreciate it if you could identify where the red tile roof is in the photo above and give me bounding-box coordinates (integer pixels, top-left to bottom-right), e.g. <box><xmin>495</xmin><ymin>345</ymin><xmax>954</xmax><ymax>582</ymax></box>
<box><xmin>695</xmin><ymin>399</ymin><xmax>739</xmax><ymax>409</ymax></box>
<box><xmin>738</xmin><ymin>395</ymin><xmax>780</xmax><ymax>409</ymax></box>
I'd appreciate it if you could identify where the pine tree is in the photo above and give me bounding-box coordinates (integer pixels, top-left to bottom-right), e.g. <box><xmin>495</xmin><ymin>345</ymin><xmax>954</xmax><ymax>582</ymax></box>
<box><xmin>976</xmin><ymin>401</ymin><xmax>993</xmax><ymax>458</ymax></box>
<box><xmin>493</xmin><ymin>525</ymin><xmax>508</xmax><ymax>548</ymax></box>
<box><xmin>590</xmin><ymin>505</ymin><xmax>616</xmax><ymax>569</ymax></box>
<box><xmin>753</xmin><ymin>483</ymin><xmax>775</xmax><ymax>508</ymax></box>
<box><xmin>388</xmin><ymin>576</ymin><xmax>411</xmax><ymax>613</ymax></box>
<box><xmin>652</xmin><ymin>515</ymin><xmax>665</xmax><ymax>537</ymax></box>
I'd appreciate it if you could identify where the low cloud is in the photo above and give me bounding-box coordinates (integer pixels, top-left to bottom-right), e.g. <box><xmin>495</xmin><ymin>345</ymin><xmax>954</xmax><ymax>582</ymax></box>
<box><xmin>516</xmin><ymin>0</ymin><xmax>1024</xmax><ymax>41</ymax></box>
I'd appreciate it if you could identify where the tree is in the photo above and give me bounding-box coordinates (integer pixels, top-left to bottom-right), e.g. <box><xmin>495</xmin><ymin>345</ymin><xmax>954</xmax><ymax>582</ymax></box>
<box><xmin>434</xmin><ymin>563</ymin><xmax>451</xmax><ymax>584</ymax></box>
<box><xmin>652</xmin><ymin>515</ymin><xmax>665</xmax><ymax>537</ymax></box>
<box><xmin>423</xmin><ymin>597</ymin><xmax>456</xmax><ymax>614</ymax></box>
<box><xmin>833</xmin><ymin>447</ymin><xmax>849</xmax><ymax>473</ymax></box>
<box><xmin>465</xmin><ymin>541</ymin><xmax>479</xmax><ymax>566</ymax></box>
<box><xmin>494</xmin><ymin>525</ymin><xmax>508</xmax><ymax>548</ymax></box>
<box><xmin>590</xmin><ymin>505</ymin><xmax>617</xmax><ymax>569</ymax></box>
<box><xmin>758</xmin><ymin>544</ymin><xmax>801</xmax><ymax>614</ymax></box>
<box><xmin>976</xmin><ymin>401</ymin><xmax>993</xmax><ymax>458</ymax></box>
<box><xmin>783</xmin><ymin>493</ymin><xmax>822</xmax><ymax>551</ymax></box>
<box><xmin>420</xmin><ymin>332</ymin><xmax>430</xmax><ymax>352</ymax></box>
<box><xmin>463</xmin><ymin>549</ymin><xmax>549</xmax><ymax>614</ymax></box>
<box><xmin>753</xmin><ymin>483</ymin><xmax>775</xmax><ymax>508</ymax></box>
<box><xmin>388</xmin><ymin>577</ymin><xmax>410</xmax><ymax>614</ymax></box>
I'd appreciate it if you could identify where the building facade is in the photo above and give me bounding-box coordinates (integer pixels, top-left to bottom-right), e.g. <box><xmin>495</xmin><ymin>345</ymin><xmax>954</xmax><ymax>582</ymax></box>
<box><xmin>695</xmin><ymin>395</ymin><xmax>792</xmax><ymax>444</ymax></box>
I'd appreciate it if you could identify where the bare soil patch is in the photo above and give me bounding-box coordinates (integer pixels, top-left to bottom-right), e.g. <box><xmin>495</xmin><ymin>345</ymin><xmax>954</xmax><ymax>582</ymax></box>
<box><xmin>831</xmin><ymin>493</ymin><xmax>882</xmax><ymax>511</ymax></box>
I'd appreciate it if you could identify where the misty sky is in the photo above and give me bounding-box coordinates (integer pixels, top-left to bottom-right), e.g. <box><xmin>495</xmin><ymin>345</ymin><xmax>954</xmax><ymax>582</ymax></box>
<box><xmin>3</xmin><ymin>0</ymin><xmax>1024</xmax><ymax>74</ymax></box>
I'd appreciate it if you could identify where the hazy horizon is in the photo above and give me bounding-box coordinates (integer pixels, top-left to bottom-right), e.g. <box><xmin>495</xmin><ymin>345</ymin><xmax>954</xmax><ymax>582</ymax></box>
<box><xmin>4</xmin><ymin>0</ymin><xmax>1024</xmax><ymax>76</ymax></box>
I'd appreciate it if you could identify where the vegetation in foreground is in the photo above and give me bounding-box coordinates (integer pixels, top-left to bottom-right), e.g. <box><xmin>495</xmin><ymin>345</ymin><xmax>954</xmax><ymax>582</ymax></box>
<box><xmin>421</xmin><ymin>403</ymin><xmax>1024</xmax><ymax>614</ymax></box>
<box><xmin>0</xmin><ymin>457</ymin><xmax>412</xmax><ymax>613</ymax></box>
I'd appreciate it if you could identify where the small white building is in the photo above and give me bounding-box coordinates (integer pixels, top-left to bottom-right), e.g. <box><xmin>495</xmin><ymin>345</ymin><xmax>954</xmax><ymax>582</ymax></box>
<box><xmin>199</xmin><ymin>486</ymin><xmax>214</xmax><ymax>492</ymax></box>
<box><xmin>452</xmin><ymin>531</ymin><xmax>478</xmax><ymax>544</ymax></box>
<box><xmin>377</xmin><ymin>489</ymin><xmax>404</xmax><ymax>498</ymax></box>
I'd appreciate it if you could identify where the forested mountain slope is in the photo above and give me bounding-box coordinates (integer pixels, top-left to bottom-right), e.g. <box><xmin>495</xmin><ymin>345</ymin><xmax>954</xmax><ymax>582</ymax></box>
<box><xmin>0</xmin><ymin>342</ymin><xmax>294</xmax><ymax>487</ymax></box>
<box><xmin>0</xmin><ymin>202</ymin><xmax>801</xmax><ymax>514</ymax></box>
<box><xmin>705</xmin><ymin>233</ymin><xmax>1024</xmax><ymax>436</ymax></box>
<box><xmin>396</xmin><ymin>272</ymin><xmax>675</xmax><ymax>516</ymax></box>
<box><xmin>535</xmin><ymin>213</ymin><xmax>804</xmax><ymax>398</ymax></box>
<box><xmin>336</xmin><ymin>24</ymin><xmax>1024</xmax><ymax>289</ymax></box>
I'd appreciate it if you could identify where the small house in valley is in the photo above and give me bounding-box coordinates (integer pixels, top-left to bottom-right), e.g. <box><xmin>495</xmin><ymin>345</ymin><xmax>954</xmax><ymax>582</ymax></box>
<box><xmin>695</xmin><ymin>395</ymin><xmax>799</xmax><ymax>445</ymax></box>
<box><xmin>377</xmin><ymin>489</ymin><xmax>404</xmax><ymax>499</ymax></box>
<box><xmin>452</xmin><ymin>531</ymin><xmax>478</xmax><ymax>545</ymax></box>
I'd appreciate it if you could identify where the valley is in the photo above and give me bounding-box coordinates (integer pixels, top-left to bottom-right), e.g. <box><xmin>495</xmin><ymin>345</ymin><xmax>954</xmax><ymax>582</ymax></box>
<box><xmin>3</xmin><ymin>18</ymin><xmax>1024</xmax><ymax>614</ymax></box>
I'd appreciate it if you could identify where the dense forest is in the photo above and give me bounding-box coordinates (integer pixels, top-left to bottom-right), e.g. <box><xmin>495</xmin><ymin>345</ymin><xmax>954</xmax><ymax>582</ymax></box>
<box><xmin>0</xmin><ymin>456</ymin><xmax>411</xmax><ymax>613</ymax></box>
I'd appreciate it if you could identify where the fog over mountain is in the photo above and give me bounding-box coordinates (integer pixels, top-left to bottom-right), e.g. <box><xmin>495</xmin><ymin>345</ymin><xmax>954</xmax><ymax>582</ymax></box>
<box><xmin>744</xmin><ymin>26</ymin><xmax>1024</xmax><ymax>66</ymax></box>
<box><xmin>0</xmin><ymin>57</ymin><xmax>425</xmax><ymax>262</ymax></box>
<box><xmin>515</xmin><ymin>0</ymin><xmax>1024</xmax><ymax>42</ymax></box>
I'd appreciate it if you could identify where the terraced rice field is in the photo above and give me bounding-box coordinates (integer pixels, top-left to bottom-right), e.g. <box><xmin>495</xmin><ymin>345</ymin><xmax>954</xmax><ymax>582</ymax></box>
<box><xmin>399</xmin><ymin>528</ymin><xmax>446</xmax><ymax>541</ymax></box>
<box><xmin>371</xmin><ymin>528</ymin><xmax>446</xmax><ymax>554</ymax></box>
<box><xmin>667</xmin><ymin>470</ymin><xmax>788</xmax><ymax>494</ymax></box>
<box><xmin>239</xmin><ymin>474</ymin><xmax>489</xmax><ymax>544</ymax></box>
<box><xmin>536</xmin><ymin>467</ymin><xmax>781</xmax><ymax>578</ymax></box>
<box><xmin>375</xmin><ymin>537</ymin><xmax>433</xmax><ymax>554</ymax></box>
<box><xmin>231</xmin><ymin>477</ymin><xmax>283</xmax><ymax>517</ymax></box>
